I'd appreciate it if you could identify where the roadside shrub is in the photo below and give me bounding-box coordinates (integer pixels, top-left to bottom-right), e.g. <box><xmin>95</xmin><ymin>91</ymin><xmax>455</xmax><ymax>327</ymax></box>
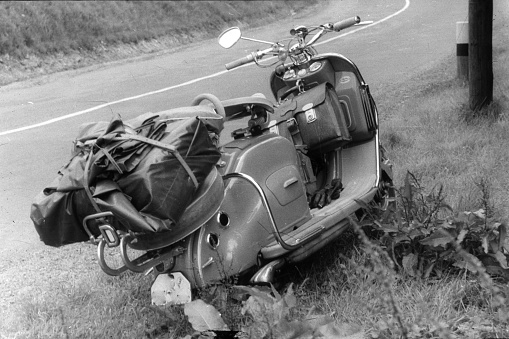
<box><xmin>357</xmin><ymin>172</ymin><xmax>509</xmax><ymax>282</ymax></box>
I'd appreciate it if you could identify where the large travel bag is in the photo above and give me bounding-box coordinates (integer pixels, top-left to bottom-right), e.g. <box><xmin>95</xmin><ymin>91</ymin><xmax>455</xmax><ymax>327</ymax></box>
<box><xmin>31</xmin><ymin>109</ymin><xmax>222</xmax><ymax>247</ymax></box>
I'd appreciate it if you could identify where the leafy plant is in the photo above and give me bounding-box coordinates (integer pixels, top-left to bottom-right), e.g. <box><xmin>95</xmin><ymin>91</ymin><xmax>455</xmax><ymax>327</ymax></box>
<box><xmin>175</xmin><ymin>172</ymin><xmax>509</xmax><ymax>339</ymax></box>
<box><xmin>357</xmin><ymin>171</ymin><xmax>509</xmax><ymax>281</ymax></box>
<box><xmin>184</xmin><ymin>299</ymin><xmax>230</xmax><ymax>333</ymax></box>
<box><xmin>182</xmin><ymin>284</ymin><xmax>364</xmax><ymax>339</ymax></box>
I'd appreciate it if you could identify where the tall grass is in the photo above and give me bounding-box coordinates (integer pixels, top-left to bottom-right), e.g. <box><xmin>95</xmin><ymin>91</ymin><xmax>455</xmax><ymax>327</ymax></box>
<box><xmin>0</xmin><ymin>1</ymin><xmax>316</xmax><ymax>59</ymax></box>
<box><xmin>281</xmin><ymin>229</ymin><xmax>509</xmax><ymax>338</ymax></box>
<box><xmin>1</xmin><ymin>243</ymin><xmax>192</xmax><ymax>338</ymax></box>
<box><xmin>0</xmin><ymin>1</ymin><xmax>319</xmax><ymax>85</ymax></box>
<box><xmin>287</xmin><ymin>239</ymin><xmax>456</xmax><ymax>335</ymax></box>
<box><xmin>377</xmin><ymin>44</ymin><xmax>509</xmax><ymax>220</ymax></box>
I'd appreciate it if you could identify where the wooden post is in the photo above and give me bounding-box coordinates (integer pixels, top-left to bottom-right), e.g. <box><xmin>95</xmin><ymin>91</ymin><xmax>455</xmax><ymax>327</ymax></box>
<box><xmin>456</xmin><ymin>21</ymin><xmax>469</xmax><ymax>80</ymax></box>
<box><xmin>468</xmin><ymin>0</ymin><xmax>493</xmax><ymax>111</ymax></box>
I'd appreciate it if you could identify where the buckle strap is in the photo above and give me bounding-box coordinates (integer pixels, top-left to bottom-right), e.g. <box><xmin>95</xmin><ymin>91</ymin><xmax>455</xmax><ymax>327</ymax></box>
<box><xmin>83</xmin><ymin>151</ymin><xmax>103</xmax><ymax>213</ymax></box>
<box><xmin>114</xmin><ymin>134</ymin><xmax>199</xmax><ymax>189</ymax></box>
<box><xmin>82</xmin><ymin>131</ymin><xmax>200</xmax><ymax>215</ymax></box>
<box><xmin>286</xmin><ymin>118</ymin><xmax>306</xmax><ymax>149</ymax></box>
<box><xmin>97</xmin><ymin>146</ymin><xmax>124</xmax><ymax>174</ymax></box>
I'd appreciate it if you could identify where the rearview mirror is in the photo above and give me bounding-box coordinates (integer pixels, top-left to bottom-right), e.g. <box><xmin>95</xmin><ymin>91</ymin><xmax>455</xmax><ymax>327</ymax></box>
<box><xmin>218</xmin><ymin>27</ymin><xmax>241</xmax><ymax>49</ymax></box>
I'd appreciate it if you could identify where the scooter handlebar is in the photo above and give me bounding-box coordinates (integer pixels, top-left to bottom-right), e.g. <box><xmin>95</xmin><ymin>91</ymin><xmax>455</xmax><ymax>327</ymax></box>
<box><xmin>225</xmin><ymin>47</ymin><xmax>276</xmax><ymax>70</ymax></box>
<box><xmin>225</xmin><ymin>53</ymin><xmax>255</xmax><ymax>70</ymax></box>
<box><xmin>333</xmin><ymin>16</ymin><xmax>361</xmax><ymax>32</ymax></box>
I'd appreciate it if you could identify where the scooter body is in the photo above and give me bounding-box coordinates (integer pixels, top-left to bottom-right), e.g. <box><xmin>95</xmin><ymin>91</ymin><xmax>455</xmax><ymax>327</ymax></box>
<box><xmin>166</xmin><ymin>52</ymin><xmax>393</xmax><ymax>288</ymax></box>
<box><xmin>172</xmin><ymin>133</ymin><xmax>311</xmax><ymax>286</ymax></box>
<box><xmin>85</xmin><ymin>17</ymin><xmax>394</xmax><ymax>295</ymax></box>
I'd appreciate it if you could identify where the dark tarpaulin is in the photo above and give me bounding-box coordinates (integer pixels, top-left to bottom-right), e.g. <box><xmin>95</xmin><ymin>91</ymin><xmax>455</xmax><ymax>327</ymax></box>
<box><xmin>31</xmin><ymin>110</ymin><xmax>222</xmax><ymax>247</ymax></box>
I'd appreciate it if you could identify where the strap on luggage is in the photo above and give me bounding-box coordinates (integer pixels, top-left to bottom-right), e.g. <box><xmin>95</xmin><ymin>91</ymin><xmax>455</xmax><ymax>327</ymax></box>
<box><xmin>83</xmin><ymin>151</ymin><xmax>103</xmax><ymax>214</ymax></box>
<box><xmin>286</xmin><ymin>117</ymin><xmax>306</xmax><ymax>148</ymax></box>
<box><xmin>112</xmin><ymin>133</ymin><xmax>199</xmax><ymax>189</ymax></box>
<box><xmin>82</xmin><ymin>127</ymin><xmax>200</xmax><ymax>219</ymax></box>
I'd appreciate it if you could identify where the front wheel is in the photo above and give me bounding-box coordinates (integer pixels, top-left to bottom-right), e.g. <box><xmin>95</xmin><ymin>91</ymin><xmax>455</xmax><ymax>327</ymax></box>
<box><xmin>374</xmin><ymin>179</ymin><xmax>397</xmax><ymax>212</ymax></box>
<box><xmin>354</xmin><ymin>178</ymin><xmax>396</xmax><ymax>226</ymax></box>
<box><xmin>377</xmin><ymin>144</ymin><xmax>396</xmax><ymax>211</ymax></box>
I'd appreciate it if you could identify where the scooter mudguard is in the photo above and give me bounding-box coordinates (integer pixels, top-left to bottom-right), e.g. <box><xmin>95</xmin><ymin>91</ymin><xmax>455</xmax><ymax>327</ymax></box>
<box><xmin>171</xmin><ymin>134</ymin><xmax>311</xmax><ymax>287</ymax></box>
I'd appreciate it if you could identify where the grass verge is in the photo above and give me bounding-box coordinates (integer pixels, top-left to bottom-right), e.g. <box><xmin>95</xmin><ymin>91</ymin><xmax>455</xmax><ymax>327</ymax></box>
<box><xmin>277</xmin><ymin>9</ymin><xmax>509</xmax><ymax>338</ymax></box>
<box><xmin>0</xmin><ymin>1</ymin><xmax>319</xmax><ymax>86</ymax></box>
<box><xmin>378</xmin><ymin>44</ymin><xmax>509</xmax><ymax>218</ymax></box>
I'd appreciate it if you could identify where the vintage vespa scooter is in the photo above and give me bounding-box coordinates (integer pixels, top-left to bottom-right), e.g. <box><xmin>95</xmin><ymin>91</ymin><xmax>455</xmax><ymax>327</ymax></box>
<box><xmin>58</xmin><ymin>16</ymin><xmax>394</xmax><ymax>302</ymax></box>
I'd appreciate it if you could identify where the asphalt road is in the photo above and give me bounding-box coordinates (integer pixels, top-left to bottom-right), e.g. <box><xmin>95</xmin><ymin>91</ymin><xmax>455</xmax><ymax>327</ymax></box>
<box><xmin>0</xmin><ymin>0</ymin><xmax>469</xmax><ymax>256</ymax></box>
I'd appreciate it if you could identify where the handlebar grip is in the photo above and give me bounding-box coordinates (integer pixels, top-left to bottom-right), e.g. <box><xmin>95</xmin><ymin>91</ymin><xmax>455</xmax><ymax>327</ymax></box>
<box><xmin>333</xmin><ymin>16</ymin><xmax>361</xmax><ymax>32</ymax></box>
<box><xmin>225</xmin><ymin>53</ymin><xmax>255</xmax><ymax>70</ymax></box>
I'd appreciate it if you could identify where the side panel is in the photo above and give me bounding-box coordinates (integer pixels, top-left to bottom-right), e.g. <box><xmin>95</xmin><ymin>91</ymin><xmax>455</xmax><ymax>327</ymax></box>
<box><xmin>175</xmin><ymin>134</ymin><xmax>311</xmax><ymax>287</ymax></box>
<box><xmin>220</xmin><ymin>134</ymin><xmax>311</xmax><ymax>232</ymax></box>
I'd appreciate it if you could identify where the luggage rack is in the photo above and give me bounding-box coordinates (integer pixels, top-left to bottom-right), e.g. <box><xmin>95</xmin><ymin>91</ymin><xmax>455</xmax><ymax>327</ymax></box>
<box><xmin>82</xmin><ymin>171</ymin><xmax>322</xmax><ymax>276</ymax></box>
<box><xmin>82</xmin><ymin>212</ymin><xmax>184</xmax><ymax>276</ymax></box>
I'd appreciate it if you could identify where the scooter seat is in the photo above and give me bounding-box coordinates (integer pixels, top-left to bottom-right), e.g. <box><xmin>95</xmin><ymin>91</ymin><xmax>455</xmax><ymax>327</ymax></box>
<box><xmin>128</xmin><ymin>166</ymin><xmax>224</xmax><ymax>251</ymax></box>
<box><xmin>222</xmin><ymin>96</ymin><xmax>274</xmax><ymax>120</ymax></box>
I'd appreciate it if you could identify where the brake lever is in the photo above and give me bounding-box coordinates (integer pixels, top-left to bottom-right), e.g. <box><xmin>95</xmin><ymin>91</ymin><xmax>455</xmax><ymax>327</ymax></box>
<box><xmin>305</xmin><ymin>27</ymin><xmax>327</xmax><ymax>47</ymax></box>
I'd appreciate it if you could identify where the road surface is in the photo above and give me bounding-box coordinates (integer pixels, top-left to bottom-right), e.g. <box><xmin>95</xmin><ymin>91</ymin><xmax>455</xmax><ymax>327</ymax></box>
<box><xmin>0</xmin><ymin>0</ymin><xmax>468</xmax><ymax>256</ymax></box>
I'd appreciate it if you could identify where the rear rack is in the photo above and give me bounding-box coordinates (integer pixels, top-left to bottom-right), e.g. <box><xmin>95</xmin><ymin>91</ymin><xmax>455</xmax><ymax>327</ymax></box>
<box><xmin>82</xmin><ymin>211</ymin><xmax>116</xmax><ymax>245</ymax></box>
<box><xmin>85</xmin><ymin>171</ymin><xmax>326</xmax><ymax>276</ymax></box>
<box><xmin>83</xmin><ymin>212</ymin><xmax>184</xmax><ymax>276</ymax></box>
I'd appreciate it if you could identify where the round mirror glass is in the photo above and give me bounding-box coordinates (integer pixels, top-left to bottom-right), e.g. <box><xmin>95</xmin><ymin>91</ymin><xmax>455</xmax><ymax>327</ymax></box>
<box><xmin>218</xmin><ymin>27</ymin><xmax>241</xmax><ymax>49</ymax></box>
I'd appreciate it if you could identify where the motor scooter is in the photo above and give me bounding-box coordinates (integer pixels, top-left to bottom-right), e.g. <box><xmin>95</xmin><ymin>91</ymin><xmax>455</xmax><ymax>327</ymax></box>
<box><xmin>35</xmin><ymin>16</ymin><xmax>394</xmax><ymax>303</ymax></box>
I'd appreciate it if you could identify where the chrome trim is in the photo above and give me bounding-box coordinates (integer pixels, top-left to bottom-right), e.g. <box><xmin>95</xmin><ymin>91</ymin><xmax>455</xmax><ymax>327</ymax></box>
<box><xmin>97</xmin><ymin>239</ymin><xmax>129</xmax><ymax>276</ymax></box>
<box><xmin>120</xmin><ymin>235</ymin><xmax>183</xmax><ymax>273</ymax></box>
<box><xmin>99</xmin><ymin>224</ymin><xmax>120</xmax><ymax>248</ymax></box>
<box><xmin>202</xmin><ymin>257</ymin><xmax>215</xmax><ymax>269</ymax></box>
<box><xmin>223</xmin><ymin>172</ymin><xmax>322</xmax><ymax>251</ymax></box>
<box><xmin>250</xmin><ymin>258</ymin><xmax>285</xmax><ymax>284</ymax></box>
<box><xmin>206</xmin><ymin>233</ymin><xmax>220</xmax><ymax>250</ymax></box>
<box><xmin>216</xmin><ymin>211</ymin><xmax>230</xmax><ymax>228</ymax></box>
<box><xmin>82</xmin><ymin>211</ymin><xmax>114</xmax><ymax>244</ymax></box>
<box><xmin>375</xmin><ymin>125</ymin><xmax>381</xmax><ymax>190</ymax></box>
<box><xmin>96</xmin><ymin>234</ymin><xmax>183</xmax><ymax>276</ymax></box>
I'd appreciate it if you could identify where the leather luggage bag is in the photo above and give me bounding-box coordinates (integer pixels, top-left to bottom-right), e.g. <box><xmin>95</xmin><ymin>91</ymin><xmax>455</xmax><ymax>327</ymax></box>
<box><xmin>276</xmin><ymin>82</ymin><xmax>351</xmax><ymax>155</ymax></box>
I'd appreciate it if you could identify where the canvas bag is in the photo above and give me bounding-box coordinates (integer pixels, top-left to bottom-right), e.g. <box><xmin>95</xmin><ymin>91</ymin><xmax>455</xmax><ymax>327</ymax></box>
<box><xmin>31</xmin><ymin>110</ymin><xmax>222</xmax><ymax>247</ymax></box>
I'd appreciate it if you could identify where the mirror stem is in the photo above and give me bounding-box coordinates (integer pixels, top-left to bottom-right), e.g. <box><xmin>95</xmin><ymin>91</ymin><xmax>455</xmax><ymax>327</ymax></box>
<box><xmin>240</xmin><ymin>37</ymin><xmax>277</xmax><ymax>46</ymax></box>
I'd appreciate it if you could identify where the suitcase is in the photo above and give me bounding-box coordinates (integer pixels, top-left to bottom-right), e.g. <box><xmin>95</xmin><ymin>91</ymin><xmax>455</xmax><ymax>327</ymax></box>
<box><xmin>276</xmin><ymin>82</ymin><xmax>351</xmax><ymax>155</ymax></box>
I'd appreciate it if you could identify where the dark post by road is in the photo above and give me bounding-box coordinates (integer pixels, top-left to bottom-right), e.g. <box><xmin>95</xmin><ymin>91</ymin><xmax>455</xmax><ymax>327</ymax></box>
<box><xmin>456</xmin><ymin>21</ymin><xmax>469</xmax><ymax>81</ymax></box>
<box><xmin>468</xmin><ymin>0</ymin><xmax>493</xmax><ymax>112</ymax></box>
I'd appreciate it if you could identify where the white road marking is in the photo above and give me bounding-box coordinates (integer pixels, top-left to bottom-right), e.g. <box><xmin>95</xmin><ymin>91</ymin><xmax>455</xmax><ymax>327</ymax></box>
<box><xmin>316</xmin><ymin>0</ymin><xmax>410</xmax><ymax>46</ymax></box>
<box><xmin>0</xmin><ymin>0</ymin><xmax>410</xmax><ymax>137</ymax></box>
